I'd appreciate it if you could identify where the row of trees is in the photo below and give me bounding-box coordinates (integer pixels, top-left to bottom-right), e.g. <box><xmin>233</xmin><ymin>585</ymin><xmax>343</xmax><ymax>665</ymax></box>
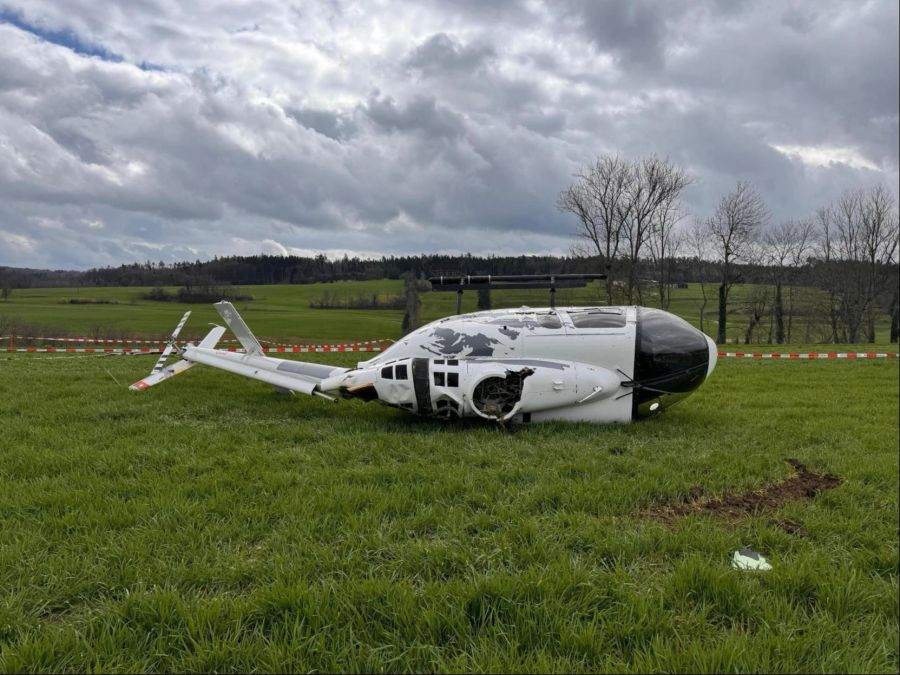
<box><xmin>560</xmin><ymin>154</ymin><xmax>899</xmax><ymax>343</ymax></box>
<box><xmin>558</xmin><ymin>155</ymin><xmax>691</xmax><ymax>307</ymax></box>
<box><xmin>0</xmin><ymin>253</ymin><xmax>614</xmax><ymax>290</ymax></box>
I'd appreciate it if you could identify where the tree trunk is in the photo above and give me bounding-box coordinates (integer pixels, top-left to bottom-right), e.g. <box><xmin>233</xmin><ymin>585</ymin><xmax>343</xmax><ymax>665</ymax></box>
<box><xmin>744</xmin><ymin>314</ymin><xmax>760</xmax><ymax>344</ymax></box>
<box><xmin>401</xmin><ymin>272</ymin><xmax>421</xmax><ymax>334</ymax></box>
<box><xmin>477</xmin><ymin>287</ymin><xmax>492</xmax><ymax>310</ymax></box>
<box><xmin>604</xmin><ymin>262</ymin><xmax>613</xmax><ymax>305</ymax></box>
<box><xmin>773</xmin><ymin>281</ymin><xmax>784</xmax><ymax>344</ymax></box>
<box><xmin>698</xmin><ymin>280</ymin><xmax>708</xmax><ymax>335</ymax></box>
<box><xmin>786</xmin><ymin>284</ymin><xmax>794</xmax><ymax>343</ymax></box>
<box><xmin>717</xmin><ymin>283</ymin><xmax>727</xmax><ymax>343</ymax></box>
<box><xmin>890</xmin><ymin>289</ymin><xmax>899</xmax><ymax>343</ymax></box>
<box><xmin>828</xmin><ymin>296</ymin><xmax>839</xmax><ymax>343</ymax></box>
<box><xmin>847</xmin><ymin>313</ymin><xmax>859</xmax><ymax>343</ymax></box>
<box><xmin>891</xmin><ymin>305</ymin><xmax>899</xmax><ymax>343</ymax></box>
<box><xmin>626</xmin><ymin>261</ymin><xmax>636</xmax><ymax>305</ymax></box>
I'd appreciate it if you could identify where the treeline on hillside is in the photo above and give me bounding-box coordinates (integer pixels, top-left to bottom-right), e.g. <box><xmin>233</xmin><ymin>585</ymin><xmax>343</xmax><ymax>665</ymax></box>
<box><xmin>0</xmin><ymin>252</ymin><xmax>850</xmax><ymax>289</ymax></box>
<box><xmin>1</xmin><ymin>251</ymin><xmax>896</xmax><ymax>344</ymax></box>
<box><xmin>0</xmin><ymin>253</ymin><xmax>612</xmax><ymax>289</ymax></box>
<box><xmin>141</xmin><ymin>284</ymin><xmax>253</xmax><ymax>303</ymax></box>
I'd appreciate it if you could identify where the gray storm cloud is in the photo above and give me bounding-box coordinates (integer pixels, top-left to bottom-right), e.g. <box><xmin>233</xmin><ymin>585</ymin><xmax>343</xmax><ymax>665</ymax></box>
<box><xmin>0</xmin><ymin>0</ymin><xmax>896</xmax><ymax>269</ymax></box>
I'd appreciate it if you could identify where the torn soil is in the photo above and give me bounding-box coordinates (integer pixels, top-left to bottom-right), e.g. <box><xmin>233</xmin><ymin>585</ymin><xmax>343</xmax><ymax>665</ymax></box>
<box><xmin>646</xmin><ymin>458</ymin><xmax>841</xmax><ymax>528</ymax></box>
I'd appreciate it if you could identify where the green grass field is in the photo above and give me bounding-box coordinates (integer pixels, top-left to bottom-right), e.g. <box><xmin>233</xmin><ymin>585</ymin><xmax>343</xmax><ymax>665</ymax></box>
<box><xmin>0</xmin><ymin>281</ymin><xmax>894</xmax><ymax>347</ymax></box>
<box><xmin>0</xmin><ymin>285</ymin><xmax>897</xmax><ymax>672</ymax></box>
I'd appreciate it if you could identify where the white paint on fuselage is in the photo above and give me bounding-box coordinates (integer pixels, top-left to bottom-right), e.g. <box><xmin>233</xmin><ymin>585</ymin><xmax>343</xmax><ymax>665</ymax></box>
<box><xmin>360</xmin><ymin>306</ymin><xmax>638</xmax><ymax>374</ymax></box>
<box><xmin>356</xmin><ymin>306</ymin><xmax>641</xmax><ymax>423</ymax></box>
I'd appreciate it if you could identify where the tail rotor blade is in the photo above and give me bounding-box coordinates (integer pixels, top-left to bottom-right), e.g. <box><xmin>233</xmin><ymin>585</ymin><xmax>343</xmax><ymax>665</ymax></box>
<box><xmin>150</xmin><ymin>310</ymin><xmax>191</xmax><ymax>375</ymax></box>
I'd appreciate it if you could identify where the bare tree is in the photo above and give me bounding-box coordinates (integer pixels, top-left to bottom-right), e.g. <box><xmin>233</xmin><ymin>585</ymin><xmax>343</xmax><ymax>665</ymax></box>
<box><xmin>646</xmin><ymin>197</ymin><xmax>687</xmax><ymax>310</ymax></box>
<box><xmin>560</xmin><ymin>154</ymin><xmax>691</xmax><ymax>304</ymax></box>
<box><xmin>621</xmin><ymin>156</ymin><xmax>693</xmax><ymax>303</ymax></box>
<box><xmin>401</xmin><ymin>271</ymin><xmax>421</xmax><ymax>334</ymax></box>
<box><xmin>860</xmin><ymin>185</ymin><xmax>899</xmax><ymax>341</ymax></box>
<box><xmin>743</xmin><ymin>283</ymin><xmax>771</xmax><ymax>344</ymax></box>
<box><xmin>815</xmin><ymin>186</ymin><xmax>899</xmax><ymax>342</ymax></box>
<box><xmin>685</xmin><ymin>220</ymin><xmax>713</xmax><ymax>333</ymax></box>
<box><xmin>764</xmin><ymin>218</ymin><xmax>814</xmax><ymax>343</ymax></box>
<box><xmin>706</xmin><ymin>181</ymin><xmax>770</xmax><ymax>343</ymax></box>
<box><xmin>558</xmin><ymin>155</ymin><xmax>633</xmax><ymax>303</ymax></box>
<box><xmin>886</xmin><ymin>264</ymin><xmax>900</xmax><ymax>342</ymax></box>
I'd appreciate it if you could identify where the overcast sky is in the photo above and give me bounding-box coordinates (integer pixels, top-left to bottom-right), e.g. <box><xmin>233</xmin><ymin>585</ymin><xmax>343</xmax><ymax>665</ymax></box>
<box><xmin>0</xmin><ymin>0</ymin><xmax>897</xmax><ymax>270</ymax></box>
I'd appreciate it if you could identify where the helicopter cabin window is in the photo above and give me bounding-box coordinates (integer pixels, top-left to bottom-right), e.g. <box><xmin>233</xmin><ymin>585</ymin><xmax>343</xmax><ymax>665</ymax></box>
<box><xmin>434</xmin><ymin>371</ymin><xmax>446</xmax><ymax>387</ymax></box>
<box><xmin>395</xmin><ymin>364</ymin><xmax>408</xmax><ymax>380</ymax></box>
<box><xmin>568</xmin><ymin>310</ymin><xmax>626</xmax><ymax>329</ymax></box>
<box><xmin>381</xmin><ymin>366</ymin><xmax>393</xmax><ymax>379</ymax></box>
<box><xmin>447</xmin><ymin>372</ymin><xmax>459</xmax><ymax>387</ymax></box>
<box><xmin>536</xmin><ymin>312</ymin><xmax>563</xmax><ymax>329</ymax></box>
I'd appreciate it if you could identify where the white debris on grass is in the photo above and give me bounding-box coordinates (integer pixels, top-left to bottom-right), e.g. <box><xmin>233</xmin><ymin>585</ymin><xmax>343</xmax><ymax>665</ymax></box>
<box><xmin>732</xmin><ymin>548</ymin><xmax>772</xmax><ymax>571</ymax></box>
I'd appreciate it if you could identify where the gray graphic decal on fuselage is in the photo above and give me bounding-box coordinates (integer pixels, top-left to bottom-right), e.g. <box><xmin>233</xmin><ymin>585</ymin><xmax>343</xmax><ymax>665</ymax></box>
<box><xmin>422</xmin><ymin>327</ymin><xmax>505</xmax><ymax>357</ymax></box>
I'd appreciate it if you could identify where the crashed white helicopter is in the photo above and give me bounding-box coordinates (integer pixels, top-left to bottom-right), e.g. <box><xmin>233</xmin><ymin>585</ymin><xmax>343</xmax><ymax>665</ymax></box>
<box><xmin>130</xmin><ymin>275</ymin><xmax>717</xmax><ymax>424</ymax></box>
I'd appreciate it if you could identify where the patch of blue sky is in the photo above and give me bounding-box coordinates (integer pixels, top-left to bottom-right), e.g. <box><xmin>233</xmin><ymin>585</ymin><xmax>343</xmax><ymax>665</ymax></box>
<box><xmin>0</xmin><ymin>8</ymin><xmax>166</xmax><ymax>71</ymax></box>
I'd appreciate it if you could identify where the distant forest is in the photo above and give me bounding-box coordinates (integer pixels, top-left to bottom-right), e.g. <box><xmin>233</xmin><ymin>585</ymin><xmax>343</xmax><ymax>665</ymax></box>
<box><xmin>1</xmin><ymin>250</ymin><xmax>897</xmax><ymax>343</ymax></box>
<box><xmin>0</xmin><ymin>252</ymin><xmax>791</xmax><ymax>288</ymax></box>
<box><xmin>0</xmin><ymin>254</ymin><xmax>604</xmax><ymax>287</ymax></box>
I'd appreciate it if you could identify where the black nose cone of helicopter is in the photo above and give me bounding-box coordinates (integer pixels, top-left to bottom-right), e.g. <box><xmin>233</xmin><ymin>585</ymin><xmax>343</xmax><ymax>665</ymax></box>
<box><xmin>631</xmin><ymin>307</ymin><xmax>713</xmax><ymax>420</ymax></box>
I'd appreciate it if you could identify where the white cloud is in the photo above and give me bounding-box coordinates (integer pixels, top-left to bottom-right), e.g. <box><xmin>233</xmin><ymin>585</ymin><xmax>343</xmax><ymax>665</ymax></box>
<box><xmin>770</xmin><ymin>144</ymin><xmax>881</xmax><ymax>172</ymax></box>
<box><xmin>0</xmin><ymin>0</ymin><xmax>896</xmax><ymax>269</ymax></box>
<box><xmin>260</xmin><ymin>238</ymin><xmax>289</xmax><ymax>256</ymax></box>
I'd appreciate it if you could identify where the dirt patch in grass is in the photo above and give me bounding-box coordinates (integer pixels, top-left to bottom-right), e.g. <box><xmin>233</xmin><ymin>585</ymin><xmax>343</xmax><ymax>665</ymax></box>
<box><xmin>647</xmin><ymin>458</ymin><xmax>841</xmax><ymax>528</ymax></box>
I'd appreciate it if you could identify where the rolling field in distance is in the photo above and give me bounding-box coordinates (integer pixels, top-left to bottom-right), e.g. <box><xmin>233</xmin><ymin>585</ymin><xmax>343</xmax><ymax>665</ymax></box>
<box><xmin>0</xmin><ymin>280</ymin><xmax>894</xmax><ymax>346</ymax></box>
<box><xmin>0</xmin><ymin>284</ymin><xmax>897</xmax><ymax>672</ymax></box>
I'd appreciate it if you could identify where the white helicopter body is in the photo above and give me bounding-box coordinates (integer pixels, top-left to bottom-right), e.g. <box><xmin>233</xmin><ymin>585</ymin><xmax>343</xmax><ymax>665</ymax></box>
<box><xmin>131</xmin><ymin>302</ymin><xmax>717</xmax><ymax>424</ymax></box>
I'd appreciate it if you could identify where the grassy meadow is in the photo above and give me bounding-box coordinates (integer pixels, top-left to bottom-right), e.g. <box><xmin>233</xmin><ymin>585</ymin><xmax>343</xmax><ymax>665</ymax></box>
<box><xmin>0</xmin><ymin>283</ymin><xmax>897</xmax><ymax>672</ymax></box>
<box><xmin>0</xmin><ymin>280</ymin><xmax>894</xmax><ymax>346</ymax></box>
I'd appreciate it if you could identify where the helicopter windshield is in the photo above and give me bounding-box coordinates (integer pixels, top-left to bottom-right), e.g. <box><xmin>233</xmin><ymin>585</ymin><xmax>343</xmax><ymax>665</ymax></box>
<box><xmin>632</xmin><ymin>308</ymin><xmax>710</xmax><ymax>419</ymax></box>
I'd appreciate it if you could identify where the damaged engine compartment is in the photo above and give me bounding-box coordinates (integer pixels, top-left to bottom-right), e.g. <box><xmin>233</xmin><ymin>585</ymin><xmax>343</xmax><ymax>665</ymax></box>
<box><xmin>317</xmin><ymin>356</ymin><xmax>623</xmax><ymax>424</ymax></box>
<box><xmin>471</xmin><ymin>369</ymin><xmax>533</xmax><ymax>419</ymax></box>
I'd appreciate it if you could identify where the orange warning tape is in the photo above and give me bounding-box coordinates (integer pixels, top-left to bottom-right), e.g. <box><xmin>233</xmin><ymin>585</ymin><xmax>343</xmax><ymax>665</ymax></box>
<box><xmin>718</xmin><ymin>351</ymin><xmax>897</xmax><ymax>359</ymax></box>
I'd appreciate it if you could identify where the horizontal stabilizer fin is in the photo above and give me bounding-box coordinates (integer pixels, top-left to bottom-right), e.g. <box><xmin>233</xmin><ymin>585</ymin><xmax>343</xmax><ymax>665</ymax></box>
<box><xmin>131</xmin><ymin>323</ymin><xmax>223</xmax><ymax>391</ymax></box>
<box><xmin>199</xmin><ymin>325</ymin><xmax>227</xmax><ymax>349</ymax></box>
<box><xmin>130</xmin><ymin>358</ymin><xmax>195</xmax><ymax>390</ymax></box>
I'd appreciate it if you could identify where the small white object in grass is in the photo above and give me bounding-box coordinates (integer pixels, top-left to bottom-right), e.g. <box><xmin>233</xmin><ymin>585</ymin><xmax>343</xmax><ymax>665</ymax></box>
<box><xmin>732</xmin><ymin>548</ymin><xmax>772</xmax><ymax>571</ymax></box>
<box><xmin>650</xmin><ymin>402</ymin><xmax>660</xmax><ymax>411</ymax></box>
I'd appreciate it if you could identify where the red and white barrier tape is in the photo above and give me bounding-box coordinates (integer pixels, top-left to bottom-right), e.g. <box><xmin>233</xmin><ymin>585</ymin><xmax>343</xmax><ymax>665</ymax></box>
<box><xmin>1</xmin><ymin>335</ymin><xmax>394</xmax><ymax>347</ymax></box>
<box><xmin>718</xmin><ymin>351</ymin><xmax>897</xmax><ymax>359</ymax></box>
<box><xmin>5</xmin><ymin>346</ymin><xmax>386</xmax><ymax>354</ymax></box>
<box><xmin>0</xmin><ymin>335</ymin><xmax>239</xmax><ymax>345</ymax></box>
<box><xmin>258</xmin><ymin>337</ymin><xmax>394</xmax><ymax>348</ymax></box>
<box><xmin>235</xmin><ymin>346</ymin><xmax>387</xmax><ymax>353</ymax></box>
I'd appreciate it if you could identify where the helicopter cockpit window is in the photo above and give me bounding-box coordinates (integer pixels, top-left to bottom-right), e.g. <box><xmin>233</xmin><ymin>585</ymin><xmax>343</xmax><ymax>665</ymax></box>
<box><xmin>536</xmin><ymin>312</ymin><xmax>563</xmax><ymax>329</ymax></box>
<box><xmin>568</xmin><ymin>310</ymin><xmax>626</xmax><ymax>329</ymax></box>
<box><xmin>632</xmin><ymin>308</ymin><xmax>710</xmax><ymax>419</ymax></box>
